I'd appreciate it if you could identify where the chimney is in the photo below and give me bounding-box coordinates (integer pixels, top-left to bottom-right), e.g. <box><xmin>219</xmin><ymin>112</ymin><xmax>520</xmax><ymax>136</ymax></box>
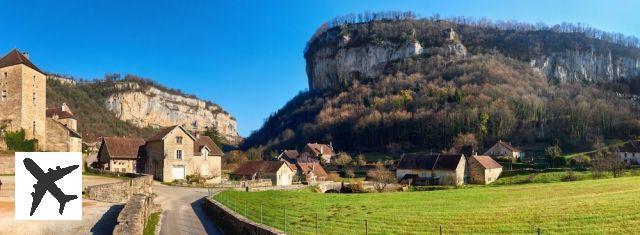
<box><xmin>61</xmin><ymin>103</ymin><xmax>68</xmax><ymax>112</ymax></box>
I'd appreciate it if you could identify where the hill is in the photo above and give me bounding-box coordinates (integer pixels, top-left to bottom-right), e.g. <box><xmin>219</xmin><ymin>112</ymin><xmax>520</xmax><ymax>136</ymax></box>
<box><xmin>242</xmin><ymin>13</ymin><xmax>640</xmax><ymax>153</ymax></box>
<box><xmin>46</xmin><ymin>74</ymin><xmax>241</xmax><ymax>144</ymax></box>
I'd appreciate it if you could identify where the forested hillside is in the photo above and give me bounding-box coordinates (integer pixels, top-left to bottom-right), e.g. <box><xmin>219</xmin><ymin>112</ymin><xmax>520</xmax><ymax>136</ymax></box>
<box><xmin>242</xmin><ymin>13</ymin><xmax>640</xmax><ymax>153</ymax></box>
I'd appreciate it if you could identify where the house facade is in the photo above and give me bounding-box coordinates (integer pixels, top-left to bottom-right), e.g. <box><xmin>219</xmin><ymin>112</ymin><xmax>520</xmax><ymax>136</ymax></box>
<box><xmin>145</xmin><ymin>125</ymin><xmax>222</xmax><ymax>183</ymax></box>
<box><xmin>396</xmin><ymin>153</ymin><xmax>466</xmax><ymax>186</ymax></box>
<box><xmin>97</xmin><ymin>137</ymin><xmax>146</xmax><ymax>173</ymax></box>
<box><xmin>289</xmin><ymin>162</ymin><xmax>327</xmax><ymax>184</ymax></box>
<box><xmin>45</xmin><ymin>103</ymin><xmax>82</xmax><ymax>152</ymax></box>
<box><xmin>483</xmin><ymin>140</ymin><xmax>524</xmax><ymax>160</ymax></box>
<box><xmin>469</xmin><ymin>155</ymin><xmax>503</xmax><ymax>184</ymax></box>
<box><xmin>231</xmin><ymin>161</ymin><xmax>294</xmax><ymax>186</ymax></box>
<box><xmin>617</xmin><ymin>140</ymin><xmax>640</xmax><ymax>165</ymax></box>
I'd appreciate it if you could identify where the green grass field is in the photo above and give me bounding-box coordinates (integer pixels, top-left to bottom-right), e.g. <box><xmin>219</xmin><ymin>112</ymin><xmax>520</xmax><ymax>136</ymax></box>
<box><xmin>213</xmin><ymin>176</ymin><xmax>640</xmax><ymax>234</ymax></box>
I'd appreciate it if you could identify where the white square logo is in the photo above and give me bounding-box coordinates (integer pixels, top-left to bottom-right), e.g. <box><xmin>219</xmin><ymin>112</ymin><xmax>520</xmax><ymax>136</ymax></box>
<box><xmin>14</xmin><ymin>152</ymin><xmax>82</xmax><ymax>220</ymax></box>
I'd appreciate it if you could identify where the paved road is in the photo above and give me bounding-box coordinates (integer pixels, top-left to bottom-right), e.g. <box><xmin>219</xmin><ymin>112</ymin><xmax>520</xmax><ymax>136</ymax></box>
<box><xmin>153</xmin><ymin>183</ymin><xmax>222</xmax><ymax>235</ymax></box>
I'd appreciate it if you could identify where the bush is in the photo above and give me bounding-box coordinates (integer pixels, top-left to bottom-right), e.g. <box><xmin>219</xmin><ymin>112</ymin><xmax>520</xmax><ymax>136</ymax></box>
<box><xmin>409</xmin><ymin>186</ymin><xmax>452</xmax><ymax>191</ymax></box>
<box><xmin>562</xmin><ymin>171</ymin><xmax>580</xmax><ymax>182</ymax></box>
<box><xmin>4</xmin><ymin>129</ymin><xmax>37</xmax><ymax>151</ymax></box>
<box><xmin>340</xmin><ymin>181</ymin><xmax>366</xmax><ymax>193</ymax></box>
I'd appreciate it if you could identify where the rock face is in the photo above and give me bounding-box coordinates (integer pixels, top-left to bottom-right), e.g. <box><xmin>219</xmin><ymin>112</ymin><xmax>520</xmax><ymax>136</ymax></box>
<box><xmin>306</xmin><ymin>27</ymin><xmax>640</xmax><ymax>90</ymax></box>
<box><xmin>104</xmin><ymin>82</ymin><xmax>240</xmax><ymax>143</ymax></box>
<box><xmin>530</xmin><ymin>49</ymin><xmax>640</xmax><ymax>83</ymax></box>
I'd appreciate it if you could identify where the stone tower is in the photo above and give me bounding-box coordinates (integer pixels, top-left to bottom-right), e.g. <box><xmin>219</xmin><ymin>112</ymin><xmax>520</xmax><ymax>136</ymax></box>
<box><xmin>0</xmin><ymin>49</ymin><xmax>47</xmax><ymax>150</ymax></box>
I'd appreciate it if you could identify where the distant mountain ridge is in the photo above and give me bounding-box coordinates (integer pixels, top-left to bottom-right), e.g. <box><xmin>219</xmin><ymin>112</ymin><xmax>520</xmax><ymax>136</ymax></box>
<box><xmin>242</xmin><ymin>14</ymin><xmax>640</xmax><ymax>153</ymax></box>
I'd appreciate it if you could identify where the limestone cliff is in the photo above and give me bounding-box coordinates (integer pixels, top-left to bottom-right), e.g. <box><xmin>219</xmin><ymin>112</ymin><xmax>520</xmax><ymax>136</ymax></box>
<box><xmin>305</xmin><ymin>22</ymin><xmax>640</xmax><ymax>91</ymax></box>
<box><xmin>103</xmin><ymin>82</ymin><xmax>240</xmax><ymax>143</ymax></box>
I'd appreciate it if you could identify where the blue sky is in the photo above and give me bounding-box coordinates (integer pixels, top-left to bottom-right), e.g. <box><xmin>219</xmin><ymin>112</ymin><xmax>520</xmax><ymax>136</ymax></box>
<box><xmin>1</xmin><ymin>0</ymin><xmax>638</xmax><ymax>136</ymax></box>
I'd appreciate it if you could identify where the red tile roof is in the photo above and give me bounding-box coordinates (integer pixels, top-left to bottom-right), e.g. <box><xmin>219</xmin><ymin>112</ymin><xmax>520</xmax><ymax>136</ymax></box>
<box><xmin>0</xmin><ymin>49</ymin><xmax>43</xmax><ymax>73</ymax></box>
<box><xmin>232</xmin><ymin>161</ymin><xmax>289</xmax><ymax>177</ymax></box>
<box><xmin>100</xmin><ymin>137</ymin><xmax>146</xmax><ymax>159</ymax></box>
<box><xmin>496</xmin><ymin>140</ymin><xmax>520</xmax><ymax>152</ymax></box>
<box><xmin>472</xmin><ymin>155</ymin><xmax>503</xmax><ymax>169</ymax></box>
<box><xmin>146</xmin><ymin>125</ymin><xmax>196</xmax><ymax>142</ymax></box>
<box><xmin>194</xmin><ymin>136</ymin><xmax>224</xmax><ymax>156</ymax></box>
<box><xmin>46</xmin><ymin>107</ymin><xmax>76</xmax><ymax>119</ymax></box>
<box><xmin>295</xmin><ymin>162</ymin><xmax>327</xmax><ymax>177</ymax></box>
<box><xmin>305</xmin><ymin>143</ymin><xmax>335</xmax><ymax>156</ymax></box>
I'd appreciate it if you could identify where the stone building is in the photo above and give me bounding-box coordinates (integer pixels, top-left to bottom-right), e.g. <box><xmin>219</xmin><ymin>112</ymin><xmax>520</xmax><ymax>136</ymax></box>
<box><xmin>288</xmin><ymin>162</ymin><xmax>327</xmax><ymax>184</ymax></box>
<box><xmin>0</xmin><ymin>49</ymin><xmax>47</xmax><ymax>150</ymax></box>
<box><xmin>483</xmin><ymin>140</ymin><xmax>525</xmax><ymax>160</ymax></box>
<box><xmin>231</xmin><ymin>161</ymin><xmax>294</xmax><ymax>186</ymax></box>
<box><xmin>617</xmin><ymin>140</ymin><xmax>640</xmax><ymax>165</ymax></box>
<box><xmin>45</xmin><ymin>103</ymin><xmax>82</xmax><ymax>152</ymax></box>
<box><xmin>145</xmin><ymin>125</ymin><xmax>222</xmax><ymax>183</ymax></box>
<box><xmin>469</xmin><ymin>155</ymin><xmax>503</xmax><ymax>184</ymax></box>
<box><xmin>97</xmin><ymin>137</ymin><xmax>146</xmax><ymax>173</ymax></box>
<box><xmin>396</xmin><ymin>153</ymin><xmax>466</xmax><ymax>186</ymax></box>
<box><xmin>301</xmin><ymin>143</ymin><xmax>336</xmax><ymax>163</ymax></box>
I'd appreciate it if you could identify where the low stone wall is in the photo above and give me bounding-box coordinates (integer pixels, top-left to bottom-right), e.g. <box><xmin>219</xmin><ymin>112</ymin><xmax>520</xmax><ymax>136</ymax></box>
<box><xmin>113</xmin><ymin>194</ymin><xmax>157</xmax><ymax>235</ymax></box>
<box><xmin>85</xmin><ymin>174</ymin><xmax>153</xmax><ymax>203</ymax></box>
<box><xmin>203</xmin><ymin>195</ymin><xmax>284</xmax><ymax>235</ymax></box>
<box><xmin>0</xmin><ymin>154</ymin><xmax>14</xmax><ymax>174</ymax></box>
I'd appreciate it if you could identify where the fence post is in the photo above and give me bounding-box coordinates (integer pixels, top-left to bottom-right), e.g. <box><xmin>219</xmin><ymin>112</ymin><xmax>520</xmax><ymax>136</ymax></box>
<box><xmin>244</xmin><ymin>201</ymin><xmax>247</xmax><ymax>217</ymax></box>
<box><xmin>284</xmin><ymin>208</ymin><xmax>287</xmax><ymax>234</ymax></box>
<box><xmin>440</xmin><ymin>224</ymin><xmax>442</xmax><ymax>235</ymax></box>
<box><xmin>538</xmin><ymin>227</ymin><xmax>540</xmax><ymax>235</ymax></box>
<box><xmin>315</xmin><ymin>212</ymin><xmax>318</xmax><ymax>235</ymax></box>
<box><xmin>365</xmin><ymin>219</ymin><xmax>368</xmax><ymax>235</ymax></box>
<box><xmin>260</xmin><ymin>203</ymin><xmax>263</xmax><ymax>224</ymax></box>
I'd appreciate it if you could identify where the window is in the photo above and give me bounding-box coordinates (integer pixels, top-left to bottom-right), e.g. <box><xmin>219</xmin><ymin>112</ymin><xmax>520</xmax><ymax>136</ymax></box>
<box><xmin>203</xmin><ymin>150</ymin><xmax>208</xmax><ymax>160</ymax></box>
<box><xmin>176</xmin><ymin>136</ymin><xmax>183</xmax><ymax>144</ymax></box>
<box><xmin>176</xmin><ymin>150</ymin><xmax>183</xmax><ymax>160</ymax></box>
<box><xmin>32</xmin><ymin>92</ymin><xmax>36</xmax><ymax>105</ymax></box>
<box><xmin>0</xmin><ymin>90</ymin><xmax>5</xmax><ymax>101</ymax></box>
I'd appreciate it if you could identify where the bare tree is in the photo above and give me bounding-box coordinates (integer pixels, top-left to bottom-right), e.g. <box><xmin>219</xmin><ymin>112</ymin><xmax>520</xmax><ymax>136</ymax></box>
<box><xmin>592</xmin><ymin>149</ymin><xmax>626</xmax><ymax>178</ymax></box>
<box><xmin>334</xmin><ymin>152</ymin><xmax>353</xmax><ymax>168</ymax></box>
<box><xmin>367</xmin><ymin>163</ymin><xmax>395</xmax><ymax>192</ymax></box>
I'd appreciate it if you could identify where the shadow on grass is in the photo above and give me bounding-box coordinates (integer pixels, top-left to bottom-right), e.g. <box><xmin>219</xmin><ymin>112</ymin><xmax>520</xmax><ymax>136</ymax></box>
<box><xmin>90</xmin><ymin>204</ymin><xmax>124</xmax><ymax>235</ymax></box>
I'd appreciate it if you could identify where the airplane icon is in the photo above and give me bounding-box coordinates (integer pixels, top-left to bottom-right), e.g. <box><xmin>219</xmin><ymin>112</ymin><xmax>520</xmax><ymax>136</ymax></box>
<box><xmin>23</xmin><ymin>158</ymin><xmax>79</xmax><ymax>216</ymax></box>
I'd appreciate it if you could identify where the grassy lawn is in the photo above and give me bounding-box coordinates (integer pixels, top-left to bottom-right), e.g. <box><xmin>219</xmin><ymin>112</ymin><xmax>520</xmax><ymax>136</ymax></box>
<box><xmin>561</xmin><ymin>139</ymin><xmax>627</xmax><ymax>160</ymax></box>
<box><xmin>143</xmin><ymin>212</ymin><xmax>161</xmax><ymax>235</ymax></box>
<box><xmin>213</xmin><ymin>176</ymin><xmax>640</xmax><ymax>234</ymax></box>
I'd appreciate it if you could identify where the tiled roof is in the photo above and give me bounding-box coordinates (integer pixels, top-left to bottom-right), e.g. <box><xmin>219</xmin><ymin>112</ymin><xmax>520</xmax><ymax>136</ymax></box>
<box><xmin>0</xmin><ymin>49</ymin><xmax>43</xmax><ymax>73</ymax></box>
<box><xmin>396</xmin><ymin>153</ymin><xmax>464</xmax><ymax>171</ymax></box>
<box><xmin>619</xmin><ymin>140</ymin><xmax>640</xmax><ymax>153</ymax></box>
<box><xmin>281</xmin><ymin>150</ymin><xmax>300</xmax><ymax>159</ymax></box>
<box><xmin>46</xmin><ymin>107</ymin><xmax>76</xmax><ymax>119</ymax></box>
<box><xmin>472</xmin><ymin>155</ymin><xmax>503</xmax><ymax>169</ymax></box>
<box><xmin>305</xmin><ymin>143</ymin><xmax>335</xmax><ymax>155</ymax></box>
<box><xmin>194</xmin><ymin>136</ymin><xmax>224</xmax><ymax>156</ymax></box>
<box><xmin>232</xmin><ymin>161</ymin><xmax>288</xmax><ymax>177</ymax></box>
<box><xmin>497</xmin><ymin>140</ymin><xmax>520</xmax><ymax>152</ymax></box>
<box><xmin>101</xmin><ymin>137</ymin><xmax>145</xmax><ymax>159</ymax></box>
<box><xmin>295</xmin><ymin>162</ymin><xmax>327</xmax><ymax>177</ymax></box>
<box><xmin>146</xmin><ymin>125</ymin><xmax>196</xmax><ymax>142</ymax></box>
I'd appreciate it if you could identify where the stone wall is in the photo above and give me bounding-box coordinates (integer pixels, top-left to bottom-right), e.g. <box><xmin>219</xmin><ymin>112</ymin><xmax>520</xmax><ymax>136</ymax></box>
<box><xmin>84</xmin><ymin>173</ymin><xmax>153</xmax><ymax>203</ymax></box>
<box><xmin>0</xmin><ymin>154</ymin><xmax>14</xmax><ymax>174</ymax></box>
<box><xmin>113</xmin><ymin>194</ymin><xmax>157</xmax><ymax>235</ymax></box>
<box><xmin>203</xmin><ymin>195</ymin><xmax>285</xmax><ymax>235</ymax></box>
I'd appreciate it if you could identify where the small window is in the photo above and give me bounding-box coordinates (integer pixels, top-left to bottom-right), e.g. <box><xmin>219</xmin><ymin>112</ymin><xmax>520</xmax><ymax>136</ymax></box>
<box><xmin>176</xmin><ymin>150</ymin><xmax>183</xmax><ymax>160</ymax></box>
<box><xmin>176</xmin><ymin>136</ymin><xmax>183</xmax><ymax>144</ymax></box>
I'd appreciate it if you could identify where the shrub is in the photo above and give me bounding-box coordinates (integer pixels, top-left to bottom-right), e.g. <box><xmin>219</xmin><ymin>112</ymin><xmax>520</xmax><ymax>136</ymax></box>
<box><xmin>327</xmin><ymin>172</ymin><xmax>341</xmax><ymax>181</ymax></box>
<box><xmin>4</xmin><ymin>129</ymin><xmax>37</xmax><ymax>152</ymax></box>
<box><xmin>562</xmin><ymin>171</ymin><xmax>579</xmax><ymax>182</ymax></box>
<box><xmin>341</xmin><ymin>181</ymin><xmax>366</xmax><ymax>193</ymax></box>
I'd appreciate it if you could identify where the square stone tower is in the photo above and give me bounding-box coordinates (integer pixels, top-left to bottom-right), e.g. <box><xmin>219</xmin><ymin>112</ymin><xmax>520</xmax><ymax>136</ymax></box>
<box><xmin>0</xmin><ymin>49</ymin><xmax>47</xmax><ymax>150</ymax></box>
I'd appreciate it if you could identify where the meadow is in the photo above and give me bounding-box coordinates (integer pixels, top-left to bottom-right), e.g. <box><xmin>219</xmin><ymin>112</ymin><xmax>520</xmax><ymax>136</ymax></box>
<box><xmin>213</xmin><ymin>176</ymin><xmax>640</xmax><ymax>234</ymax></box>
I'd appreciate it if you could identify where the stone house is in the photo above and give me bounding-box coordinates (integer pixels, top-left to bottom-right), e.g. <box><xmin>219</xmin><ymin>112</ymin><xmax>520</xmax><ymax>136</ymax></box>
<box><xmin>97</xmin><ymin>137</ymin><xmax>146</xmax><ymax>173</ymax></box>
<box><xmin>0</xmin><ymin>49</ymin><xmax>47</xmax><ymax>150</ymax></box>
<box><xmin>396</xmin><ymin>153</ymin><xmax>466</xmax><ymax>186</ymax></box>
<box><xmin>288</xmin><ymin>162</ymin><xmax>327</xmax><ymax>184</ymax></box>
<box><xmin>301</xmin><ymin>143</ymin><xmax>336</xmax><ymax>163</ymax></box>
<box><xmin>469</xmin><ymin>155</ymin><xmax>503</xmax><ymax>184</ymax></box>
<box><xmin>45</xmin><ymin>103</ymin><xmax>82</xmax><ymax>152</ymax></box>
<box><xmin>231</xmin><ymin>161</ymin><xmax>294</xmax><ymax>186</ymax></box>
<box><xmin>483</xmin><ymin>140</ymin><xmax>524</xmax><ymax>160</ymax></box>
<box><xmin>145</xmin><ymin>125</ymin><xmax>222</xmax><ymax>183</ymax></box>
<box><xmin>617</xmin><ymin>140</ymin><xmax>640</xmax><ymax>165</ymax></box>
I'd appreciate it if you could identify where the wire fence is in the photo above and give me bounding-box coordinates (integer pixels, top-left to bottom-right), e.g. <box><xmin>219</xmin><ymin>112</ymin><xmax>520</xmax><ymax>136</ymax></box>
<box><xmin>213</xmin><ymin>194</ymin><xmax>551</xmax><ymax>234</ymax></box>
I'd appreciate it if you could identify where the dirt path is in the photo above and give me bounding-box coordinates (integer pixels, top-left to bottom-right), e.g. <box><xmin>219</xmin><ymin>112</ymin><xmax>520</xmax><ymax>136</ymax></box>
<box><xmin>153</xmin><ymin>182</ymin><xmax>222</xmax><ymax>235</ymax></box>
